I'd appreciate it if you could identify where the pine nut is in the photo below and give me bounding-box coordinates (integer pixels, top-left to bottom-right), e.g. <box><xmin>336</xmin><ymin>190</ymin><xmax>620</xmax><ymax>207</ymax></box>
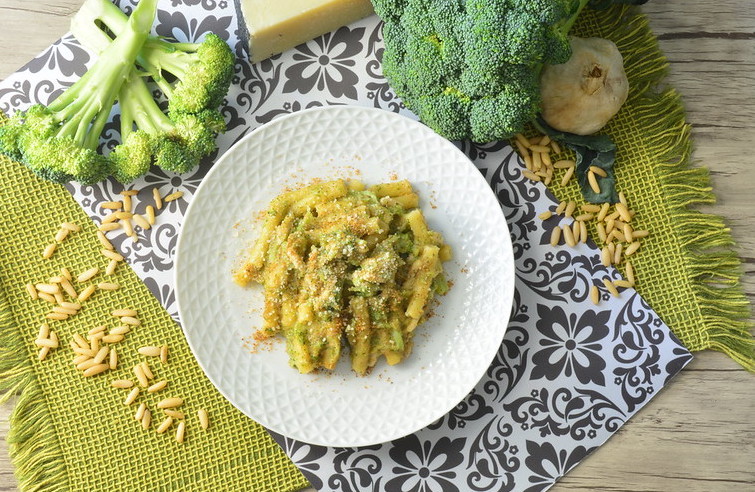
<box><xmin>164</xmin><ymin>191</ymin><xmax>183</xmax><ymax>202</ymax></box>
<box><xmin>146</xmin><ymin>205</ymin><xmax>156</xmax><ymax>225</ymax></box>
<box><xmin>54</xmin><ymin>228</ymin><xmax>69</xmax><ymax>243</ymax></box>
<box><xmin>120</xmin><ymin>316</ymin><xmax>140</xmax><ymax>326</ymax></box>
<box><xmin>589</xmin><ymin>165</ymin><xmax>608</xmax><ymax>178</ymax></box>
<box><xmin>26</xmin><ymin>283</ymin><xmax>38</xmax><ymax>300</ymax></box>
<box><xmin>157</xmin><ymin>416</ymin><xmax>173</xmax><ymax>434</ymax></box>
<box><xmin>36</xmin><ymin>284</ymin><xmax>60</xmax><ymax>295</ymax></box>
<box><xmin>587</xmin><ymin>171</ymin><xmax>601</xmax><ymax>194</ymax></box>
<box><xmin>102</xmin><ymin>249</ymin><xmax>123</xmax><ymax>261</ymax></box>
<box><xmin>77</xmin><ymin>268</ymin><xmax>99</xmax><ymax>283</ymax></box>
<box><xmin>124</xmin><ymin>387</ymin><xmax>140</xmax><ymax>405</ymax></box>
<box><xmin>135</xmin><ymin>403</ymin><xmax>147</xmax><ymax>421</ymax></box>
<box><xmin>603</xmin><ymin>278</ymin><xmax>620</xmax><ymax>297</ymax></box>
<box><xmin>148</xmin><ymin>380</ymin><xmax>167</xmax><ymax>393</ymax></box>
<box><xmin>110</xmin><ymin>326</ymin><xmax>130</xmax><ymax>336</ymax></box>
<box><xmin>46</xmin><ymin>313</ymin><xmax>68</xmax><ymax>321</ymax></box>
<box><xmin>165</xmin><ymin>410</ymin><xmax>184</xmax><ymax>419</ymax></box>
<box><xmin>97</xmin><ymin>282</ymin><xmax>119</xmax><ymax>291</ymax></box>
<box><xmin>109</xmin><ymin>347</ymin><xmax>118</xmax><ymax>370</ymax></box>
<box><xmin>590</xmin><ymin>285</ymin><xmax>600</xmax><ymax>305</ymax></box>
<box><xmin>176</xmin><ymin>421</ymin><xmax>186</xmax><ymax>443</ymax></box>
<box><xmin>93</xmin><ymin>346</ymin><xmax>110</xmax><ymax>364</ymax></box>
<box><xmin>101</xmin><ymin>201</ymin><xmax>122</xmax><ymax>210</ymax></box>
<box><xmin>61</xmin><ymin>222</ymin><xmax>80</xmax><ymax>232</ymax></box>
<box><xmin>133</xmin><ymin>214</ymin><xmax>151</xmax><ymax>230</ymax></box>
<box><xmin>157</xmin><ymin>397</ymin><xmax>183</xmax><ymax>409</ymax></box>
<box><xmin>198</xmin><ymin>409</ymin><xmax>209</xmax><ymax>430</ymax></box>
<box><xmin>82</xmin><ymin>364</ymin><xmax>109</xmax><ymax>377</ymax></box>
<box><xmin>138</xmin><ymin>346</ymin><xmax>161</xmax><ymax>357</ymax></box>
<box><xmin>112</xmin><ymin>309</ymin><xmax>137</xmax><ymax>317</ymax></box>
<box><xmin>550</xmin><ymin>226</ymin><xmax>561</xmax><ymax>247</ymax></box>
<box><xmin>99</xmin><ymin>222</ymin><xmax>120</xmax><ymax>232</ymax></box>
<box><xmin>142</xmin><ymin>408</ymin><xmax>151</xmax><ymax>430</ymax></box>
<box><xmin>564</xmin><ymin>201</ymin><xmax>576</xmax><ymax>218</ymax></box>
<box><xmin>134</xmin><ymin>365</ymin><xmax>149</xmax><ymax>387</ymax></box>
<box><xmin>160</xmin><ymin>345</ymin><xmax>168</xmax><ymax>364</ymax></box>
<box><xmin>112</xmin><ymin>379</ymin><xmax>133</xmax><ymax>389</ymax></box>
<box><xmin>102</xmin><ymin>334</ymin><xmax>125</xmax><ymax>344</ymax></box>
<box><xmin>538</xmin><ymin>211</ymin><xmax>552</xmax><ymax>221</ymax></box>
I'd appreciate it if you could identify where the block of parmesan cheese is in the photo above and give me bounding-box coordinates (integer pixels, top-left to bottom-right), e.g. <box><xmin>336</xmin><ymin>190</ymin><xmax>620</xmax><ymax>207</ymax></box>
<box><xmin>234</xmin><ymin>0</ymin><xmax>375</xmax><ymax>63</ymax></box>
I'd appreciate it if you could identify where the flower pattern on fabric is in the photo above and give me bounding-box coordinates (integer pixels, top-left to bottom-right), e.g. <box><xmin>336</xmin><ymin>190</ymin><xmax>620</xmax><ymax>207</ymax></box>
<box><xmin>0</xmin><ymin>3</ymin><xmax>693</xmax><ymax>491</ymax></box>
<box><xmin>531</xmin><ymin>305</ymin><xmax>609</xmax><ymax>385</ymax></box>
<box><xmin>283</xmin><ymin>27</ymin><xmax>365</xmax><ymax>100</ymax></box>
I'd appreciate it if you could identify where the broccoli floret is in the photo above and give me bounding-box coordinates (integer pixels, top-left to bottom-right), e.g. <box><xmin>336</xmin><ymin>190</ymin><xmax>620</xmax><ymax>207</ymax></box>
<box><xmin>372</xmin><ymin>0</ymin><xmax>602</xmax><ymax>142</ymax></box>
<box><xmin>70</xmin><ymin>0</ymin><xmax>229</xmax><ymax>182</ymax></box>
<box><xmin>0</xmin><ymin>0</ymin><xmax>157</xmax><ymax>184</ymax></box>
<box><xmin>72</xmin><ymin>0</ymin><xmax>235</xmax><ymax>114</ymax></box>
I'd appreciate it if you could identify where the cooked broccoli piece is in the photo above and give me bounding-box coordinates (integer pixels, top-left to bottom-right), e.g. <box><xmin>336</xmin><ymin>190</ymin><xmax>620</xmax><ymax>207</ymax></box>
<box><xmin>0</xmin><ymin>0</ymin><xmax>157</xmax><ymax>184</ymax></box>
<box><xmin>372</xmin><ymin>0</ymin><xmax>639</xmax><ymax>142</ymax></box>
<box><xmin>72</xmin><ymin>0</ymin><xmax>235</xmax><ymax>115</ymax></box>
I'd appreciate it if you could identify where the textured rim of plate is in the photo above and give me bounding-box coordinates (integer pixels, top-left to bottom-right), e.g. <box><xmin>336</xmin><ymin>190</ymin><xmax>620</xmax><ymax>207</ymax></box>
<box><xmin>175</xmin><ymin>106</ymin><xmax>515</xmax><ymax>446</ymax></box>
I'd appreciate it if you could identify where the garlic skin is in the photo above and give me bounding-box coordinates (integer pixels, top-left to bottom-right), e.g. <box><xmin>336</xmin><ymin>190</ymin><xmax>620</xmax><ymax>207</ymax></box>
<box><xmin>540</xmin><ymin>37</ymin><xmax>629</xmax><ymax>135</ymax></box>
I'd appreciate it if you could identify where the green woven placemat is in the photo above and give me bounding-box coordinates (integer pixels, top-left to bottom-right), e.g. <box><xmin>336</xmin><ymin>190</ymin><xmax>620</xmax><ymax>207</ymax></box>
<box><xmin>0</xmin><ymin>110</ymin><xmax>308</xmax><ymax>490</ymax></box>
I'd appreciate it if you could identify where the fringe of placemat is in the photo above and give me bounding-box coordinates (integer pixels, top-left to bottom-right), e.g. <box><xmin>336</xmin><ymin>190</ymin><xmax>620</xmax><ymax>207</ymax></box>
<box><xmin>0</xmin><ymin>292</ymin><xmax>70</xmax><ymax>491</ymax></box>
<box><xmin>594</xmin><ymin>7</ymin><xmax>755</xmax><ymax>370</ymax></box>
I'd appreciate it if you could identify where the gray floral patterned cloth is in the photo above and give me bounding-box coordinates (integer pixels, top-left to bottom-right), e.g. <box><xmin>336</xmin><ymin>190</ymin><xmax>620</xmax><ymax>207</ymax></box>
<box><xmin>0</xmin><ymin>1</ymin><xmax>692</xmax><ymax>490</ymax></box>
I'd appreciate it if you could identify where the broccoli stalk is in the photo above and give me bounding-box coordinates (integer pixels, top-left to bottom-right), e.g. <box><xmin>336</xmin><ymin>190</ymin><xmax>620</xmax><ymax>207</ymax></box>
<box><xmin>71</xmin><ymin>0</ymin><xmax>235</xmax><ymax>115</ymax></box>
<box><xmin>70</xmin><ymin>0</ymin><xmax>231</xmax><ymax>182</ymax></box>
<box><xmin>0</xmin><ymin>0</ymin><xmax>158</xmax><ymax>184</ymax></box>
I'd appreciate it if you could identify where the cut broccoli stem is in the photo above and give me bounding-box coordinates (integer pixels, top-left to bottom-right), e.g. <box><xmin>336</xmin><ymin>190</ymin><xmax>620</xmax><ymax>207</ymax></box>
<box><xmin>47</xmin><ymin>0</ymin><xmax>157</xmax><ymax>150</ymax></box>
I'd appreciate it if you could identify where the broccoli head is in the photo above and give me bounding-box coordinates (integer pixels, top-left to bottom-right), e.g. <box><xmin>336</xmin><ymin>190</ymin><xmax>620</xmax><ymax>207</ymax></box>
<box><xmin>0</xmin><ymin>0</ymin><xmax>157</xmax><ymax>184</ymax></box>
<box><xmin>373</xmin><ymin>0</ymin><xmax>594</xmax><ymax>142</ymax></box>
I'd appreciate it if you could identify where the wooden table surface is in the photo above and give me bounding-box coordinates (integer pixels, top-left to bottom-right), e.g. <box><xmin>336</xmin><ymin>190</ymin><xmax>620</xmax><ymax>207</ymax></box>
<box><xmin>1</xmin><ymin>1</ymin><xmax>753</xmax><ymax>491</ymax></box>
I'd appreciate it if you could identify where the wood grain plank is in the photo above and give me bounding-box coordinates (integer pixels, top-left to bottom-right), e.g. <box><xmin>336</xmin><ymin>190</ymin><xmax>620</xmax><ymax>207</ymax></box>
<box><xmin>0</xmin><ymin>0</ymin><xmax>753</xmax><ymax>491</ymax></box>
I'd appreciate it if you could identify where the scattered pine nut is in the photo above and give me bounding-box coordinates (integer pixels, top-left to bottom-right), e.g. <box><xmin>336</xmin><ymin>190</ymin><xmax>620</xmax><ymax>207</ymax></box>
<box><xmin>102</xmin><ymin>212</ymin><xmax>119</xmax><ymax>224</ymax></box>
<box><xmin>93</xmin><ymin>346</ymin><xmax>110</xmax><ymax>364</ymax></box>
<box><xmin>52</xmin><ymin>306</ymin><xmax>77</xmax><ymax>316</ymax></box>
<box><xmin>164</xmin><ymin>191</ymin><xmax>183</xmax><ymax>202</ymax></box>
<box><xmin>575</xmin><ymin>213</ymin><xmax>594</xmax><ymax>222</ymax></box>
<box><xmin>514</xmin><ymin>133</ymin><xmax>530</xmax><ymax>149</ymax></box>
<box><xmin>564</xmin><ymin>201</ymin><xmax>576</xmax><ymax>218</ymax></box>
<box><xmin>122</xmin><ymin>219</ymin><xmax>134</xmax><ymax>237</ymax></box>
<box><xmin>133</xmin><ymin>214</ymin><xmax>151</xmax><ymax>230</ymax></box>
<box><xmin>550</xmin><ymin>226</ymin><xmax>562</xmax><ymax>247</ymax></box>
<box><xmin>152</xmin><ymin>188</ymin><xmax>163</xmax><ymax>210</ymax></box>
<box><xmin>112</xmin><ymin>379</ymin><xmax>133</xmax><ymax>389</ymax></box>
<box><xmin>146</xmin><ymin>205</ymin><xmax>156</xmax><ymax>225</ymax></box>
<box><xmin>72</xmin><ymin>347</ymin><xmax>96</xmax><ymax>357</ymax></box>
<box><xmin>198</xmin><ymin>409</ymin><xmax>209</xmax><ymax>430</ymax></box>
<box><xmin>109</xmin><ymin>347</ymin><xmax>118</xmax><ymax>370</ymax></box>
<box><xmin>588</xmin><ymin>165</ymin><xmax>608</xmax><ymax>178</ymax></box>
<box><xmin>90</xmin><ymin>337</ymin><xmax>101</xmax><ymax>352</ymax></box>
<box><xmin>99</xmin><ymin>222</ymin><xmax>120</xmax><ymax>232</ymax></box>
<box><xmin>46</xmin><ymin>313</ymin><xmax>68</xmax><ymax>321</ymax></box>
<box><xmin>102</xmin><ymin>334</ymin><xmax>125</xmax><ymax>344</ymax></box>
<box><xmin>48</xmin><ymin>276</ymin><xmax>64</xmax><ymax>284</ymax></box>
<box><xmin>140</xmin><ymin>361</ymin><xmax>154</xmax><ymax>380</ymax></box>
<box><xmin>553</xmin><ymin>160</ymin><xmax>575</xmax><ymax>169</ymax></box>
<box><xmin>563</xmin><ymin>223</ymin><xmax>577</xmax><ymax>247</ymax></box>
<box><xmin>597</xmin><ymin>203</ymin><xmax>610</xmax><ymax>222</ymax></box>
<box><xmin>615</xmin><ymin>203</ymin><xmax>632</xmax><ymax>222</ymax></box>
<box><xmin>142</xmin><ymin>408</ymin><xmax>152</xmax><ymax>430</ymax></box>
<box><xmin>148</xmin><ymin>380</ymin><xmax>167</xmax><ymax>393</ymax></box>
<box><xmin>77</xmin><ymin>268</ymin><xmax>100</xmax><ymax>283</ymax></box>
<box><xmin>164</xmin><ymin>409</ymin><xmax>184</xmax><ymax>419</ymax></box>
<box><xmin>26</xmin><ymin>284</ymin><xmax>38</xmax><ymax>300</ymax></box>
<box><xmin>123</xmin><ymin>195</ymin><xmax>132</xmax><ymax>214</ymax></box>
<box><xmin>36</xmin><ymin>283</ymin><xmax>60</xmax><ymax>295</ymax></box>
<box><xmin>555</xmin><ymin>201</ymin><xmax>567</xmax><ymax>215</ymax></box>
<box><xmin>157</xmin><ymin>416</ymin><xmax>173</xmax><ymax>434</ymax></box>
<box><xmin>176</xmin><ymin>421</ymin><xmax>186</xmax><ymax>443</ymax></box>
<box><xmin>626</xmin><ymin>261</ymin><xmax>636</xmax><ymax>285</ymax></box>
<box><xmin>587</xmin><ymin>171</ymin><xmax>601</xmax><ymax>194</ymax></box>
<box><xmin>60</xmin><ymin>278</ymin><xmax>77</xmax><ymax>298</ymax></box>
<box><xmin>134</xmin><ymin>365</ymin><xmax>149</xmax><ymax>387</ymax></box>
<box><xmin>522</xmin><ymin>170</ymin><xmax>541</xmax><ymax>182</ymax></box>
<box><xmin>614</xmin><ymin>243</ymin><xmax>623</xmax><ymax>265</ymax></box>
<box><xmin>61</xmin><ymin>222</ymin><xmax>80</xmax><ymax>232</ymax></box>
<box><xmin>106</xmin><ymin>260</ymin><xmax>118</xmax><ymax>276</ymax></box>
<box><xmin>579</xmin><ymin>221</ymin><xmax>588</xmax><ymax>243</ymax></box>
<box><xmin>38</xmin><ymin>347</ymin><xmax>50</xmax><ymax>361</ymax></box>
<box><xmin>581</xmin><ymin>204</ymin><xmax>602</xmax><ymax>213</ymax></box>
<box><xmin>98</xmin><ymin>282</ymin><xmax>119</xmax><ymax>291</ymax></box>
<box><xmin>124</xmin><ymin>387</ymin><xmax>140</xmax><ymax>405</ymax></box>
<box><xmin>54</xmin><ymin>292</ymin><xmax>65</xmax><ymax>305</ymax></box>
<box><xmin>54</xmin><ymin>228</ymin><xmax>69</xmax><ymax>243</ymax></box>
<box><xmin>632</xmin><ymin>230</ymin><xmax>649</xmax><ymax>239</ymax></box>
<box><xmin>88</xmin><ymin>325</ymin><xmax>106</xmax><ymax>336</ymax></box>
<box><xmin>35</xmin><ymin>338</ymin><xmax>58</xmax><ymax>349</ymax></box>
<box><xmin>113</xmin><ymin>309</ymin><xmax>138</xmax><ymax>317</ymax></box>
<box><xmin>603</xmin><ymin>278</ymin><xmax>620</xmax><ymax>297</ymax></box>
<box><xmin>77</xmin><ymin>359</ymin><xmax>99</xmax><ymax>371</ymax></box>
<box><xmin>606</xmin><ymin>210</ymin><xmax>620</xmax><ymax>222</ymax></box>
<box><xmin>538</xmin><ymin>211</ymin><xmax>552</xmax><ymax>221</ymax></box>
<box><xmin>601</xmin><ymin>247</ymin><xmax>612</xmax><ymax>267</ymax></box>
<box><xmin>37</xmin><ymin>323</ymin><xmax>50</xmax><ymax>340</ymax></box>
<box><xmin>135</xmin><ymin>402</ymin><xmax>147</xmax><ymax>421</ymax></box>
<box><xmin>560</xmin><ymin>166</ymin><xmax>575</xmax><ymax>186</ymax></box>
<box><xmin>625</xmin><ymin>241</ymin><xmax>641</xmax><ymax>256</ymax></box>
<box><xmin>102</xmin><ymin>250</ymin><xmax>123</xmax><ymax>262</ymax></box>
<box><xmin>614</xmin><ymin>279</ymin><xmax>633</xmax><ymax>289</ymax></box>
<box><xmin>110</xmin><ymin>326</ymin><xmax>130</xmax><ymax>336</ymax></box>
<box><xmin>138</xmin><ymin>346</ymin><xmax>161</xmax><ymax>357</ymax></box>
<box><xmin>61</xmin><ymin>302</ymin><xmax>80</xmax><ymax>310</ymax></box>
<box><xmin>83</xmin><ymin>364</ymin><xmax>109</xmax><ymax>377</ymax></box>
<box><xmin>101</xmin><ymin>201</ymin><xmax>122</xmax><ymax>210</ymax></box>
<box><xmin>160</xmin><ymin>345</ymin><xmax>168</xmax><ymax>364</ymax></box>
<box><xmin>97</xmin><ymin>231</ymin><xmax>114</xmax><ymax>251</ymax></box>
<box><xmin>619</xmin><ymin>191</ymin><xmax>628</xmax><ymax>207</ymax></box>
<box><xmin>39</xmin><ymin>293</ymin><xmax>56</xmax><ymax>304</ymax></box>
<box><xmin>120</xmin><ymin>316</ymin><xmax>140</xmax><ymax>326</ymax></box>
<box><xmin>551</xmin><ymin>140</ymin><xmax>562</xmax><ymax>154</ymax></box>
<box><xmin>157</xmin><ymin>397</ymin><xmax>183</xmax><ymax>409</ymax></box>
<box><xmin>596</xmin><ymin>223</ymin><xmax>607</xmax><ymax>243</ymax></box>
<box><xmin>73</xmin><ymin>334</ymin><xmax>89</xmax><ymax>349</ymax></box>
<box><xmin>605</xmin><ymin>218</ymin><xmax>615</xmax><ymax>234</ymax></box>
<box><xmin>590</xmin><ymin>285</ymin><xmax>600</xmax><ymax>305</ymax></box>
<box><xmin>73</xmin><ymin>354</ymin><xmax>91</xmax><ymax>365</ymax></box>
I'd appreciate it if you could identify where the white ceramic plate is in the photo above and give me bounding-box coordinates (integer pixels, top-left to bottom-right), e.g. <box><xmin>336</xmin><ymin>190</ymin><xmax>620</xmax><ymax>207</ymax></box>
<box><xmin>175</xmin><ymin>106</ymin><xmax>515</xmax><ymax>447</ymax></box>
